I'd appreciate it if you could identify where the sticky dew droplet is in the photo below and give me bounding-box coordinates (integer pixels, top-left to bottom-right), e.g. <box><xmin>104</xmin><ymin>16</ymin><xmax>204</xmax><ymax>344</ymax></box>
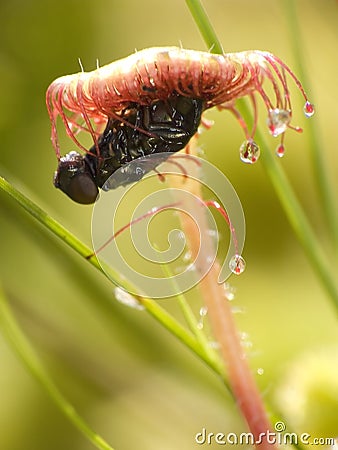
<box><xmin>303</xmin><ymin>101</ymin><xmax>315</xmax><ymax>118</ymax></box>
<box><xmin>224</xmin><ymin>283</ymin><xmax>236</xmax><ymax>301</ymax></box>
<box><xmin>276</xmin><ymin>143</ymin><xmax>285</xmax><ymax>158</ymax></box>
<box><xmin>229</xmin><ymin>254</ymin><xmax>246</xmax><ymax>275</ymax></box>
<box><xmin>206</xmin><ymin>229</ymin><xmax>218</xmax><ymax>238</ymax></box>
<box><xmin>114</xmin><ymin>287</ymin><xmax>145</xmax><ymax>310</ymax></box>
<box><xmin>174</xmin><ymin>261</ymin><xmax>195</xmax><ymax>274</ymax></box>
<box><xmin>186</xmin><ymin>262</ymin><xmax>196</xmax><ymax>272</ymax></box>
<box><xmin>183</xmin><ymin>250</ymin><xmax>192</xmax><ymax>262</ymax></box>
<box><xmin>257</xmin><ymin>367</ymin><xmax>265</xmax><ymax>375</ymax></box>
<box><xmin>239</xmin><ymin>140</ymin><xmax>260</xmax><ymax>164</ymax></box>
<box><xmin>241</xmin><ymin>339</ymin><xmax>253</xmax><ymax>350</ymax></box>
<box><xmin>197</xmin><ymin>306</ymin><xmax>208</xmax><ymax>330</ymax></box>
<box><xmin>199</xmin><ymin>306</ymin><xmax>208</xmax><ymax>317</ymax></box>
<box><xmin>231</xmin><ymin>305</ymin><xmax>245</xmax><ymax>314</ymax></box>
<box><xmin>240</xmin><ymin>331</ymin><xmax>249</xmax><ymax>340</ymax></box>
<box><xmin>208</xmin><ymin>341</ymin><xmax>220</xmax><ymax>349</ymax></box>
<box><xmin>267</xmin><ymin>109</ymin><xmax>291</xmax><ymax>137</ymax></box>
<box><xmin>177</xmin><ymin>230</ymin><xmax>185</xmax><ymax>241</ymax></box>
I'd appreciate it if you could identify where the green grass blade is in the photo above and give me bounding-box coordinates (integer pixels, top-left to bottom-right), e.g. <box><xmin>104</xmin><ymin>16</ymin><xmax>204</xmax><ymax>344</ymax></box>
<box><xmin>0</xmin><ymin>285</ymin><xmax>115</xmax><ymax>450</ymax></box>
<box><xmin>0</xmin><ymin>175</ymin><xmax>227</xmax><ymax>378</ymax></box>
<box><xmin>283</xmin><ymin>0</ymin><xmax>338</xmax><ymax>252</ymax></box>
<box><xmin>257</xmin><ymin>128</ymin><xmax>338</xmax><ymax>309</ymax></box>
<box><xmin>185</xmin><ymin>0</ymin><xmax>223</xmax><ymax>53</ymax></box>
<box><xmin>159</xmin><ymin>258</ymin><xmax>227</xmax><ymax>381</ymax></box>
<box><xmin>182</xmin><ymin>0</ymin><xmax>338</xmax><ymax>312</ymax></box>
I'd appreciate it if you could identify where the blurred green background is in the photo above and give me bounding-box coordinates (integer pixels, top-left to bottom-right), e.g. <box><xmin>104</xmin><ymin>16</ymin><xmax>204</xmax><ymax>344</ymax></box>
<box><xmin>0</xmin><ymin>0</ymin><xmax>337</xmax><ymax>449</ymax></box>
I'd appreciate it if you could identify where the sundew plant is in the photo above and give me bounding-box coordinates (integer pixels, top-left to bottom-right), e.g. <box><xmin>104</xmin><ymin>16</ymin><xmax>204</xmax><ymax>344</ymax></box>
<box><xmin>0</xmin><ymin>1</ymin><xmax>337</xmax><ymax>449</ymax></box>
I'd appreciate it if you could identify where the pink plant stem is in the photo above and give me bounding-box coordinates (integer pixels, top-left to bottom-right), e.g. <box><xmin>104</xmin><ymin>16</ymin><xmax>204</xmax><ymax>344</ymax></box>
<box><xmin>171</xmin><ymin>145</ymin><xmax>276</xmax><ymax>449</ymax></box>
<box><xmin>200</xmin><ymin>272</ymin><xmax>275</xmax><ymax>448</ymax></box>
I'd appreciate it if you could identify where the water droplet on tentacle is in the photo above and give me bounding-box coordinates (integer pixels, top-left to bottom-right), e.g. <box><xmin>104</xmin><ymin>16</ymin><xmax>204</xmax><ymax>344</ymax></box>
<box><xmin>303</xmin><ymin>101</ymin><xmax>315</xmax><ymax>117</ymax></box>
<box><xmin>229</xmin><ymin>254</ymin><xmax>246</xmax><ymax>275</ymax></box>
<box><xmin>276</xmin><ymin>143</ymin><xmax>285</xmax><ymax>158</ymax></box>
<box><xmin>239</xmin><ymin>140</ymin><xmax>260</xmax><ymax>164</ymax></box>
<box><xmin>267</xmin><ymin>109</ymin><xmax>291</xmax><ymax>137</ymax></box>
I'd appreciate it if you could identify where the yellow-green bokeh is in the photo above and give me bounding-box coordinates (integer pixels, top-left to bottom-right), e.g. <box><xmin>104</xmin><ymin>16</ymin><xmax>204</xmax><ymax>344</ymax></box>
<box><xmin>0</xmin><ymin>1</ymin><xmax>337</xmax><ymax>449</ymax></box>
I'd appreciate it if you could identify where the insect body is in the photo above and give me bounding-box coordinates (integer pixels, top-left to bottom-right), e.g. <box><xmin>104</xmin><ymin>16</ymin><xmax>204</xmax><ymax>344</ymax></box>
<box><xmin>47</xmin><ymin>46</ymin><xmax>314</xmax><ymax>203</ymax></box>
<box><xmin>54</xmin><ymin>93</ymin><xmax>204</xmax><ymax>203</ymax></box>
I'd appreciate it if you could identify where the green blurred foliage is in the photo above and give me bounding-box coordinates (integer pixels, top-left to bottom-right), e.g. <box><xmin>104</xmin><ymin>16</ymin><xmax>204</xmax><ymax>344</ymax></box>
<box><xmin>0</xmin><ymin>0</ymin><xmax>337</xmax><ymax>449</ymax></box>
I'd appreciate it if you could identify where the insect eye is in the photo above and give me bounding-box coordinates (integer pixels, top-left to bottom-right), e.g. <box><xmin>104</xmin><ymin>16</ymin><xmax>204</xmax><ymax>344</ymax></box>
<box><xmin>65</xmin><ymin>173</ymin><xmax>99</xmax><ymax>204</ymax></box>
<box><xmin>54</xmin><ymin>151</ymin><xmax>99</xmax><ymax>204</ymax></box>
